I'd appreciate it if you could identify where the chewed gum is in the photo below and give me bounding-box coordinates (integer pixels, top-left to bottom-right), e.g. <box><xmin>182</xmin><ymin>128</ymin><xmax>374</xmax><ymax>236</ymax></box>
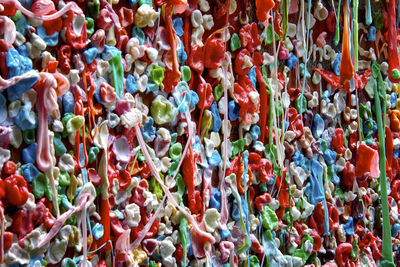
<box><xmin>0</xmin><ymin>0</ymin><xmax>400</xmax><ymax>266</ymax></box>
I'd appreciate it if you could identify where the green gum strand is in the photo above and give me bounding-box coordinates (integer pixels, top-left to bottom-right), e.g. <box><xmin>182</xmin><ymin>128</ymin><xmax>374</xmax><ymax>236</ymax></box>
<box><xmin>353</xmin><ymin>0</ymin><xmax>359</xmax><ymax>71</ymax></box>
<box><xmin>334</xmin><ymin>0</ymin><xmax>341</xmax><ymax>46</ymax></box>
<box><xmin>373</xmin><ymin>70</ymin><xmax>395</xmax><ymax>266</ymax></box>
<box><xmin>176</xmin><ymin>173</ymin><xmax>185</xmax><ymax>202</ymax></box>
<box><xmin>109</xmin><ymin>50</ymin><xmax>124</xmax><ymax>98</ymax></box>
<box><xmin>282</xmin><ymin>0</ymin><xmax>289</xmax><ymax>40</ymax></box>
<box><xmin>179</xmin><ymin>213</ymin><xmax>188</xmax><ymax>267</ymax></box>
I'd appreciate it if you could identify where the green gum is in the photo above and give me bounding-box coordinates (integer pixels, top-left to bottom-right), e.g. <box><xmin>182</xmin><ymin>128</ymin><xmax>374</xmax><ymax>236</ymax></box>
<box><xmin>179</xmin><ymin>213</ymin><xmax>188</xmax><ymax>267</ymax></box>
<box><xmin>59</xmin><ymin>171</ymin><xmax>71</xmax><ymax>186</ymax></box>
<box><xmin>150</xmin><ymin>65</ymin><xmax>165</xmax><ymax>86</ymax></box>
<box><xmin>372</xmin><ymin>64</ymin><xmax>395</xmax><ymax>266</ymax></box>
<box><xmin>282</xmin><ymin>0</ymin><xmax>289</xmax><ymax>40</ymax></box>
<box><xmin>353</xmin><ymin>0</ymin><xmax>359</xmax><ymax>71</ymax></box>
<box><xmin>151</xmin><ymin>96</ymin><xmax>176</xmax><ymax>125</ymax></box>
<box><xmin>109</xmin><ymin>50</ymin><xmax>124</xmax><ymax>97</ymax></box>
<box><xmin>87</xmin><ymin>0</ymin><xmax>100</xmax><ymax>18</ymax></box>
<box><xmin>86</xmin><ymin>18</ymin><xmax>94</xmax><ymax>38</ymax></box>
<box><xmin>149</xmin><ymin>174</ymin><xmax>164</xmax><ymax>200</ymax></box>
<box><xmin>230</xmin><ymin>33</ymin><xmax>241</xmax><ymax>52</ymax></box>
<box><xmin>261</xmin><ymin>206</ymin><xmax>279</xmax><ymax>230</ymax></box>
<box><xmin>23</xmin><ymin>129</ymin><xmax>36</xmax><ymax>144</ymax></box>
<box><xmin>213</xmin><ymin>84</ymin><xmax>223</xmax><ymax>102</ymax></box>
<box><xmin>334</xmin><ymin>0</ymin><xmax>341</xmax><ymax>46</ymax></box>
<box><xmin>11</xmin><ymin>10</ymin><xmax>22</xmax><ymax>22</ymax></box>
<box><xmin>231</xmin><ymin>139</ymin><xmax>245</xmax><ymax>159</ymax></box>
<box><xmin>169</xmin><ymin>142</ymin><xmax>182</xmax><ymax>162</ymax></box>
<box><xmin>88</xmin><ymin>146</ymin><xmax>100</xmax><ymax>164</ymax></box>
<box><xmin>180</xmin><ymin>66</ymin><xmax>191</xmax><ymax>82</ymax></box>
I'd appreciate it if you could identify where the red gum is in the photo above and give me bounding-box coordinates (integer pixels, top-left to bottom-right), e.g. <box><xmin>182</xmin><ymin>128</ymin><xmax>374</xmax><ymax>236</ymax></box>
<box><xmin>163</xmin><ymin>4</ymin><xmax>181</xmax><ymax>93</ymax></box>
<box><xmin>339</xmin><ymin>0</ymin><xmax>354</xmax><ymax>85</ymax></box>
<box><xmin>256</xmin><ymin>66</ymin><xmax>268</xmax><ymax>143</ymax></box>
<box><xmin>182</xmin><ymin>143</ymin><xmax>202</xmax><ymax>214</ymax></box>
<box><xmin>386</xmin><ymin>0</ymin><xmax>400</xmax><ymax>83</ymax></box>
<box><xmin>255</xmin><ymin>0</ymin><xmax>274</xmax><ymax>23</ymax></box>
<box><xmin>314</xmin><ymin>68</ymin><xmax>371</xmax><ymax>92</ymax></box>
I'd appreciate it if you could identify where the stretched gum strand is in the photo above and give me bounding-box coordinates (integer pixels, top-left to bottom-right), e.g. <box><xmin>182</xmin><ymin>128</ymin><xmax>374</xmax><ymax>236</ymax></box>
<box><xmin>128</xmin><ymin>195</ymin><xmax>166</xmax><ymax>253</ymax></box>
<box><xmin>0</xmin><ymin>0</ymin><xmax>83</xmax><ymax>20</ymax></box>
<box><xmin>134</xmin><ymin>123</ymin><xmax>216</xmax><ymax>246</ymax></box>
<box><xmin>35</xmin><ymin>73</ymin><xmax>60</xmax><ymax>217</ymax></box>
<box><xmin>217</xmin><ymin>0</ymin><xmax>231</xmax><ymax>229</ymax></box>
<box><xmin>0</xmin><ymin>70</ymin><xmax>38</xmax><ymax>90</ymax></box>
<box><xmin>373</xmin><ymin>75</ymin><xmax>395</xmax><ymax>266</ymax></box>
<box><xmin>0</xmin><ymin>25</ymin><xmax>68</xmax><ymax>216</ymax></box>
<box><xmin>220</xmin><ymin>51</ymin><xmax>232</xmax><ymax>227</ymax></box>
<box><xmin>36</xmin><ymin>193</ymin><xmax>92</xmax><ymax>249</ymax></box>
<box><xmin>299</xmin><ymin>0</ymin><xmax>312</xmax><ymax>115</ymax></box>
<box><xmin>82</xmin><ymin>198</ymin><xmax>87</xmax><ymax>267</ymax></box>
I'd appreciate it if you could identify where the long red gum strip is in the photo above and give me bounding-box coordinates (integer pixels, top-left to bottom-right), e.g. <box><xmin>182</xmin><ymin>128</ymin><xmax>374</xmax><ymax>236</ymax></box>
<box><xmin>165</xmin><ymin>4</ymin><xmax>181</xmax><ymax>85</ymax></box>
<box><xmin>256</xmin><ymin>66</ymin><xmax>268</xmax><ymax>143</ymax></box>
<box><xmin>339</xmin><ymin>0</ymin><xmax>354</xmax><ymax>85</ymax></box>
<box><xmin>387</xmin><ymin>0</ymin><xmax>400</xmax><ymax>83</ymax></box>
